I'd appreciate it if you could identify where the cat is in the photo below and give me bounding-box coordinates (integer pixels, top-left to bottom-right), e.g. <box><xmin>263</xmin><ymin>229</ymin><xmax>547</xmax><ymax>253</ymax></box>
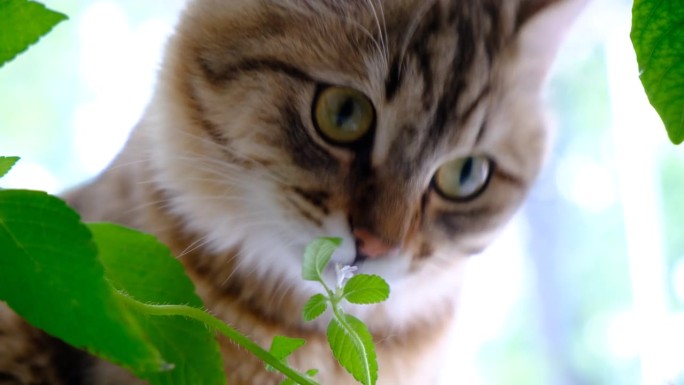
<box><xmin>0</xmin><ymin>0</ymin><xmax>585</xmax><ymax>384</ymax></box>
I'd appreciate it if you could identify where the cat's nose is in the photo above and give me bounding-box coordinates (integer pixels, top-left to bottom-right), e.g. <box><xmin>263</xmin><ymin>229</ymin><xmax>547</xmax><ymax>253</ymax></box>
<box><xmin>353</xmin><ymin>228</ymin><xmax>396</xmax><ymax>259</ymax></box>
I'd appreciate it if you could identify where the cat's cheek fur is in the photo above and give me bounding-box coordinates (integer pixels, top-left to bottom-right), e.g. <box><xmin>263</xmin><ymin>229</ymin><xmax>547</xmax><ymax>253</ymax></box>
<box><xmin>146</xmin><ymin>92</ymin><xmax>353</xmax><ymax>299</ymax></box>
<box><xmin>359</xmin><ymin>250</ymin><xmax>467</xmax><ymax>329</ymax></box>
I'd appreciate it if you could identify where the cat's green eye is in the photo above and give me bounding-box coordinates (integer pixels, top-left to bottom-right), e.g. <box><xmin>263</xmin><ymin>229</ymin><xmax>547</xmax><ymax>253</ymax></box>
<box><xmin>313</xmin><ymin>86</ymin><xmax>375</xmax><ymax>145</ymax></box>
<box><xmin>433</xmin><ymin>156</ymin><xmax>493</xmax><ymax>201</ymax></box>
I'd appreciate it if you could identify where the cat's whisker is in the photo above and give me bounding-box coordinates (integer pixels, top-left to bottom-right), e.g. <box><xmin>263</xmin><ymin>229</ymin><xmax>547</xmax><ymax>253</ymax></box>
<box><xmin>284</xmin><ymin>0</ymin><xmax>387</xmax><ymax>74</ymax></box>
<box><xmin>219</xmin><ymin>248</ymin><xmax>255</xmax><ymax>288</ymax></box>
<box><xmin>105</xmin><ymin>156</ymin><xmax>156</xmax><ymax>171</ymax></box>
<box><xmin>124</xmin><ymin>197</ymin><xmax>174</xmax><ymax>217</ymax></box>
<box><xmin>269</xmin><ymin>280</ymin><xmax>297</xmax><ymax>317</ymax></box>
<box><xmin>165</xmin><ymin>153</ymin><xmax>290</xmax><ymax>185</ymax></box>
<box><xmin>138</xmin><ymin>162</ymin><xmax>286</xmax><ymax>190</ymax></box>
<box><xmin>378</xmin><ymin>0</ymin><xmax>390</xmax><ymax>71</ymax></box>
<box><xmin>178</xmin><ymin>235</ymin><xmax>214</xmax><ymax>259</ymax></box>
<box><xmin>363</xmin><ymin>0</ymin><xmax>390</xmax><ymax>73</ymax></box>
<box><xmin>397</xmin><ymin>0</ymin><xmax>437</xmax><ymax>76</ymax></box>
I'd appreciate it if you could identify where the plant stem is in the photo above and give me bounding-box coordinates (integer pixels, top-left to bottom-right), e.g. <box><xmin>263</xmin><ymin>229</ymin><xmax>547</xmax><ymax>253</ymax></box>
<box><xmin>117</xmin><ymin>292</ymin><xmax>321</xmax><ymax>385</ymax></box>
<box><xmin>316</xmin><ymin>277</ymin><xmax>335</xmax><ymax>301</ymax></box>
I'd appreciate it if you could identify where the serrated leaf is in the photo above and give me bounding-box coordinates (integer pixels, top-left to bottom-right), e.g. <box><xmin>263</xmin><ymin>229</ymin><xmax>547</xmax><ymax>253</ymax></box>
<box><xmin>302</xmin><ymin>294</ymin><xmax>328</xmax><ymax>321</ymax></box>
<box><xmin>0</xmin><ymin>156</ymin><xmax>20</xmax><ymax>179</ymax></box>
<box><xmin>342</xmin><ymin>274</ymin><xmax>390</xmax><ymax>305</ymax></box>
<box><xmin>302</xmin><ymin>237</ymin><xmax>341</xmax><ymax>282</ymax></box>
<box><xmin>89</xmin><ymin>223</ymin><xmax>225</xmax><ymax>385</ymax></box>
<box><xmin>268</xmin><ymin>335</ymin><xmax>306</xmax><ymax>361</ymax></box>
<box><xmin>266</xmin><ymin>335</ymin><xmax>306</xmax><ymax>373</ymax></box>
<box><xmin>631</xmin><ymin>0</ymin><xmax>684</xmax><ymax>144</ymax></box>
<box><xmin>0</xmin><ymin>0</ymin><xmax>68</xmax><ymax>68</ymax></box>
<box><xmin>0</xmin><ymin>190</ymin><xmax>164</xmax><ymax>374</ymax></box>
<box><xmin>327</xmin><ymin>313</ymin><xmax>378</xmax><ymax>385</ymax></box>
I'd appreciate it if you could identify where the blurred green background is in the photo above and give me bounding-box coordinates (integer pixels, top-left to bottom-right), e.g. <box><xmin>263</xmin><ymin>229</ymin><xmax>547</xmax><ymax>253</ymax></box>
<box><xmin>0</xmin><ymin>1</ymin><xmax>682</xmax><ymax>384</ymax></box>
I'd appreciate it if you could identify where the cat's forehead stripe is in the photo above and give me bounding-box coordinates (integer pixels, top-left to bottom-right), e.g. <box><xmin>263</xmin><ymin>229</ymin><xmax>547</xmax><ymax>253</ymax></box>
<box><xmin>198</xmin><ymin>56</ymin><xmax>313</xmax><ymax>86</ymax></box>
<box><xmin>380</xmin><ymin>1</ymin><xmax>506</xmax><ymax>163</ymax></box>
<box><xmin>384</xmin><ymin>57</ymin><xmax>402</xmax><ymax>102</ymax></box>
<box><xmin>384</xmin><ymin>1</ymin><xmax>506</xmax><ymax>99</ymax></box>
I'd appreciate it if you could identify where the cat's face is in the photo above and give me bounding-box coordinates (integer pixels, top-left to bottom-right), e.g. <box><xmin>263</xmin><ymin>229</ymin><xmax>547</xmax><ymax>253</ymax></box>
<box><xmin>147</xmin><ymin>0</ymin><xmax>581</xmax><ymax>322</ymax></box>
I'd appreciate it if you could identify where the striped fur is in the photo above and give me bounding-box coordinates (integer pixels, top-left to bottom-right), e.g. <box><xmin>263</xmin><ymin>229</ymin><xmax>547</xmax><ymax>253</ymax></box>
<box><xmin>0</xmin><ymin>1</ymin><xmax>584</xmax><ymax>384</ymax></box>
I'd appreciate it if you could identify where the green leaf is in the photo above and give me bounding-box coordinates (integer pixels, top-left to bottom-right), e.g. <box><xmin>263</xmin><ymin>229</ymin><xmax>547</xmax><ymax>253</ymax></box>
<box><xmin>0</xmin><ymin>190</ymin><xmax>164</xmax><ymax>374</ymax></box>
<box><xmin>342</xmin><ymin>274</ymin><xmax>390</xmax><ymax>305</ymax></box>
<box><xmin>0</xmin><ymin>0</ymin><xmax>68</xmax><ymax>68</ymax></box>
<box><xmin>0</xmin><ymin>156</ymin><xmax>20</xmax><ymax>179</ymax></box>
<box><xmin>268</xmin><ymin>336</ymin><xmax>306</xmax><ymax>361</ymax></box>
<box><xmin>266</xmin><ymin>335</ymin><xmax>306</xmax><ymax>372</ymax></box>
<box><xmin>631</xmin><ymin>0</ymin><xmax>684</xmax><ymax>144</ymax></box>
<box><xmin>302</xmin><ymin>294</ymin><xmax>328</xmax><ymax>321</ymax></box>
<box><xmin>89</xmin><ymin>223</ymin><xmax>225</xmax><ymax>385</ymax></box>
<box><xmin>302</xmin><ymin>237</ymin><xmax>341</xmax><ymax>282</ymax></box>
<box><xmin>327</xmin><ymin>313</ymin><xmax>378</xmax><ymax>385</ymax></box>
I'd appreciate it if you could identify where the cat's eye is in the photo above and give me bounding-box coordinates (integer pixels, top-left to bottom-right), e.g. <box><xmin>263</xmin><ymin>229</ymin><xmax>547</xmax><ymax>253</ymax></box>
<box><xmin>433</xmin><ymin>156</ymin><xmax>493</xmax><ymax>201</ymax></box>
<box><xmin>313</xmin><ymin>86</ymin><xmax>375</xmax><ymax>145</ymax></box>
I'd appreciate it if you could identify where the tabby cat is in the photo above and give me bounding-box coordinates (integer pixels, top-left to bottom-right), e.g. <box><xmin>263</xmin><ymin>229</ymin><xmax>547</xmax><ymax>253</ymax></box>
<box><xmin>0</xmin><ymin>0</ymin><xmax>584</xmax><ymax>384</ymax></box>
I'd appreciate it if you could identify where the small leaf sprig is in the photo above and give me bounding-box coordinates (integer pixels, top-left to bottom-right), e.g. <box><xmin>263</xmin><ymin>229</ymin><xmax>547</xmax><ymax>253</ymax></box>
<box><xmin>300</xmin><ymin>238</ymin><xmax>390</xmax><ymax>385</ymax></box>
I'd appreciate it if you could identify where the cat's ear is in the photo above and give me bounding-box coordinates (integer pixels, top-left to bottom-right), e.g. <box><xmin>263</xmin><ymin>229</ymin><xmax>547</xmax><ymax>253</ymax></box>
<box><xmin>511</xmin><ymin>0</ymin><xmax>587</xmax><ymax>88</ymax></box>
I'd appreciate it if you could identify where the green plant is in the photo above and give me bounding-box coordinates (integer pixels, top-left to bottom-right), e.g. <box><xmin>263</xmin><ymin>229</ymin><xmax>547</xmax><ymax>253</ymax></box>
<box><xmin>0</xmin><ymin>0</ymin><xmax>66</xmax><ymax>68</ymax></box>
<box><xmin>301</xmin><ymin>238</ymin><xmax>389</xmax><ymax>385</ymax></box>
<box><xmin>0</xmin><ymin>157</ymin><xmax>390</xmax><ymax>385</ymax></box>
<box><xmin>631</xmin><ymin>0</ymin><xmax>684</xmax><ymax>144</ymax></box>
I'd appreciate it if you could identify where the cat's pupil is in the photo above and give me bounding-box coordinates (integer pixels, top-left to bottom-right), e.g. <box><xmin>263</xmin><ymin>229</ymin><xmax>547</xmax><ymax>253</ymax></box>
<box><xmin>460</xmin><ymin>158</ymin><xmax>474</xmax><ymax>184</ymax></box>
<box><xmin>336</xmin><ymin>98</ymin><xmax>356</xmax><ymax>129</ymax></box>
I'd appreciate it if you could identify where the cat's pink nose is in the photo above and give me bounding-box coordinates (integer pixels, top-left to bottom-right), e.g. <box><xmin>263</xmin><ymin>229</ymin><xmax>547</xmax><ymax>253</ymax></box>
<box><xmin>353</xmin><ymin>228</ymin><xmax>396</xmax><ymax>259</ymax></box>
